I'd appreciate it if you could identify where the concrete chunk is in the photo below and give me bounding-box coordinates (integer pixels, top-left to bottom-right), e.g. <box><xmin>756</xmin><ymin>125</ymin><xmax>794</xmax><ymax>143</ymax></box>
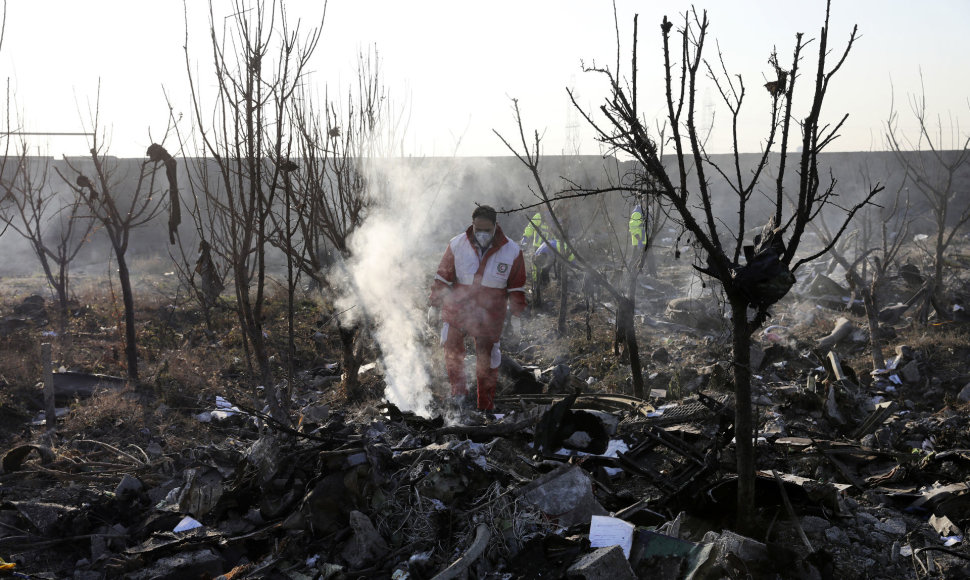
<box><xmin>799</xmin><ymin>515</ymin><xmax>830</xmax><ymax>535</ymax></box>
<box><xmin>516</xmin><ymin>464</ymin><xmax>608</xmax><ymax>527</ymax></box>
<box><xmin>899</xmin><ymin>360</ymin><xmax>920</xmax><ymax>384</ymax></box>
<box><xmin>957</xmin><ymin>383</ymin><xmax>970</xmax><ymax>403</ymax></box>
<box><xmin>701</xmin><ymin>529</ymin><xmax>769</xmax><ymax>563</ymax></box>
<box><xmin>341</xmin><ymin>510</ymin><xmax>388</xmax><ymax>569</ymax></box>
<box><xmin>929</xmin><ymin>514</ymin><xmax>961</xmax><ymax>536</ymax></box>
<box><xmin>875</xmin><ymin>518</ymin><xmax>906</xmax><ymax>536</ymax></box>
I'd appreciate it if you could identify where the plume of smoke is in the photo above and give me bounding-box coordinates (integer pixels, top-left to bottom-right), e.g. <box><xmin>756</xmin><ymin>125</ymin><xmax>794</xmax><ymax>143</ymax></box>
<box><xmin>336</xmin><ymin>204</ymin><xmax>433</xmax><ymax>416</ymax></box>
<box><xmin>329</xmin><ymin>156</ymin><xmax>527</xmax><ymax>417</ymax></box>
<box><xmin>329</xmin><ymin>159</ymin><xmax>470</xmax><ymax>417</ymax></box>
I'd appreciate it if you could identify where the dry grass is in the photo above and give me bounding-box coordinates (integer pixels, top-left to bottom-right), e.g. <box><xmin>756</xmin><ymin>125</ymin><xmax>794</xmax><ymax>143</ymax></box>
<box><xmin>0</xmin><ymin>267</ymin><xmax>347</xmax><ymax>448</ymax></box>
<box><xmin>60</xmin><ymin>388</ymin><xmax>146</xmax><ymax>435</ymax></box>
<box><xmin>905</xmin><ymin>323</ymin><xmax>970</xmax><ymax>381</ymax></box>
<box><xmin>0</xmin><ymin>331</ymin><xmax>43</xmax><ymax>386</ymax></box>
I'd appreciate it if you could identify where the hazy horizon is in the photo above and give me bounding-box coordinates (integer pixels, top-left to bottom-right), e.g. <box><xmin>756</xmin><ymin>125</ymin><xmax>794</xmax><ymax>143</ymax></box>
<box><xmin>1</xmin><ymin>1</ymin><xmax>967</xmax><ymax>160</ymax></box>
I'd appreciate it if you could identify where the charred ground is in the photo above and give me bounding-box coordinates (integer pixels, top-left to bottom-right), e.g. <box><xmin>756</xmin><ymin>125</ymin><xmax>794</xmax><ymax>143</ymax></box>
<box><xmin>0</xmin><ymin>246</ymin><xmax>970</xmax><ymax>578</ymax></box>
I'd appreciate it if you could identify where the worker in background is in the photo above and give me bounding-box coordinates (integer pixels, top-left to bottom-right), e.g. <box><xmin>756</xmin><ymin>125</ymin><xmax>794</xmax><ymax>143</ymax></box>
<box><xmin>630</xmin><ymin>200</ymin><xmax>646</xmax><ymax>253</ymax></box>
<box><xmin>533</xmin><ymin>238</ymin><xmax>575</xmax><ymax>288</ymax></box>
<box><xmin>520</xmin><ymin>208</ymin><xmax>553</xmax><ymax>249</ymax></box>
<box><xmin>629</xmin><ymin>198</ymin><xmax>659</xmax><ymax>275</ymax></box>
<box><xmin>429</xmin><ymin>205</ymin><xmax>527</xmax><ymax>412</ymax></box>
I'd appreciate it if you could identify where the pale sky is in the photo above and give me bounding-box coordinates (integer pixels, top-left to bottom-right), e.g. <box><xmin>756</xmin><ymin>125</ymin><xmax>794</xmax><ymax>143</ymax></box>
<box><xmin>1</xmin><ymin>1</ymin><xmax>968</xmax><ymax>159</ymax></box>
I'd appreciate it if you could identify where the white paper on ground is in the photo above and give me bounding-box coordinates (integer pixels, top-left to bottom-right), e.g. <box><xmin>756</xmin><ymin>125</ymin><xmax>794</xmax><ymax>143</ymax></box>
<box><xmin>588</xmin><ymin>515</ymin><xmax>634</xmax><ymax>558</ymax></box>
<box><xmin>943</xmin><ymin>535</ymin><xmax>963</xmax><ymax>547</ymax></box>
<box><xmin>173</xmin><ymin>515</ymin><xmax>203</xmax><ymax>532</ymax></box>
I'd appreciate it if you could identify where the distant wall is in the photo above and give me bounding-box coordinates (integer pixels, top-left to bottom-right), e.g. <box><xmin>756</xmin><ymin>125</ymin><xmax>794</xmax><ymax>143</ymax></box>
<box><xmin>1</xmin><ymin>151</ymin><xmax>967</xmax><ymax>279</ymax></box>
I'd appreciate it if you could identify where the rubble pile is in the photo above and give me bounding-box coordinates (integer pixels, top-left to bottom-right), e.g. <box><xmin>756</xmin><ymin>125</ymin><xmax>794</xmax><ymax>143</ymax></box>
<box><xmin>0</xmin><ymin>362</ymin><xmax>968</xmax><ymax>578</ymax></box>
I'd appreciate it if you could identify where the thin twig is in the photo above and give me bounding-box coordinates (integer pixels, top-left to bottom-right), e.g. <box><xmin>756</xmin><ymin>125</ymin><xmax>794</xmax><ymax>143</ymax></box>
<box><xmin>772</xmin><ymin>469</ymin><xmax>814</xmax><ymax>552</ymax></box>
<box><xmin>75</xmin><ymin>439</ymin><xmax>148</xmax><ymax>466</ymax></box>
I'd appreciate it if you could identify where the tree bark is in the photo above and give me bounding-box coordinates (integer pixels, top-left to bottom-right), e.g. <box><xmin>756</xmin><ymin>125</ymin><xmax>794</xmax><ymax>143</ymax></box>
<box><xmin>930</xmin><ymin>232</ymin><xmax>950</xmax><ymax>320</ymax></box>
<box><xmin>340</xmin><ymin>323</ymin><xmax>362</xmax><ymax>401</ymax></box>
<box><xmin>115</xmin><ymin>250</ymin><xmax>138</xmax><ymax>382</ymax></box>
<box><xmin>617</xmin><ymin>297</ymin><xmax>644</xmax><ymax>398</ymax></box>
<box><xmin>729</xmin><ymin>291</ymin><xmax>754</xmax><ymax>532</ymax></box>
<box><xmin>861</xmin><ymin>285</ymin><xmax>885</xmax><ymax>371</ymax></box>
<box><xmin>557</xmin><ymin>266</ymin><xmax>568</xmax><ymax>336</ymax></box>
<box><xmin>33</xmin><ymin>242</ymin><xmax>69</xmax><ymax>333</ymax></box>
<box><xmin>56</xmin><ymin>262</ymin><xmax>70</xmax><ymax>334</ymax></box>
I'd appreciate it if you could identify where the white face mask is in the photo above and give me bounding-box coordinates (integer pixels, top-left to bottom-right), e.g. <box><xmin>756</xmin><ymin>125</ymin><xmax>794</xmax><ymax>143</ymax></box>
<box><xmin>475</xmin><ymin>229</ymin><xmax>494</xmax><ymax>248</ymax></box>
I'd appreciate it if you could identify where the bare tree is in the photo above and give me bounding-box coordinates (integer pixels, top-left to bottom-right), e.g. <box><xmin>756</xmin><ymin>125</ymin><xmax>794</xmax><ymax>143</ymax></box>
<box><xmin>272</xmin><ymin>152</ymin><xmax>301</xmax><ymax>392</ymax></box>
<box><xmin>168</xmin><ymin>202</ymin><xmax>228</xmax><ymax>334</ymax></box>
<box><xmin>886</xmin><ymin>79</ymin><xmax>970</xmax><ymax>321</ymax></box>
<box><xmin>496</xmin><ymin>106</ymin><xmax>651</xmax><ymax>399</ymax></box>
<box><xmin>57</xmin><ymin>117</ymin><xmax>169</xmax><ymax>381</ymax></box>
<box><xmin>163</xmin><ymin>91</ymin><xmax>228</xmax><ymax>333</ymax></box>
<box><xmin>521</xmin><ymin>3</ymin><xmax>881</xmax><ymax>528</ymax></box>
<box><xmin>181</xmin><ymin>0</ymin><xmax>323</xmax><ymax>419</ymax></box>
<box><xmin>0</xmin><ymin>7</ymin><xmax>94</xmax><ymax>335</ymax></box>
<box><xmin>0</xmin><ymin>142</ymin><xmax>93</xmax><ymax>332</ymax></box>
<box><xmin>809</xmin><ymin>168</ymin><xmax>911</xmax><ymax>372</ymax></box>
<box><xmin>285</xmin><ymin>47</ymin><xmax>404</xmax><ymax>400</ymax></box>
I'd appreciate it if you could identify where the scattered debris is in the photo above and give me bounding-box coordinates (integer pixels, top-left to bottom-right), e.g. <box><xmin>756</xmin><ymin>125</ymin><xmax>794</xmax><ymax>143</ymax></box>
<box><xmin>817</xmin><ymin>317</ymin><xmax>858</xmax><ymax>350</ymax></box>
<box><xmin>3</xmin><ymin>240</ymin><xmax>970</xmax><ymax>579</ymax></box>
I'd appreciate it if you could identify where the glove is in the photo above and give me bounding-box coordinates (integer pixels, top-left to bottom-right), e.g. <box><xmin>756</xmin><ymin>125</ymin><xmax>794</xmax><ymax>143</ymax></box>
<box><xmin>427</xmin><ymin>306</ymin><xmax>440</xmax><ymax>327</ymax></box>
<box><xmin>510</xmin><ymin>316</ymin><xmax>522</xmax><ymax>335</ymax></box>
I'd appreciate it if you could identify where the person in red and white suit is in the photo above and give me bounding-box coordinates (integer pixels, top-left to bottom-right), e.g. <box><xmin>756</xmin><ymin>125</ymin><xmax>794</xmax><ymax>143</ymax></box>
<box><xmin>429</xmin><ymin>205</ymin><xmax>527</xmax><ymax>411</ymax></box>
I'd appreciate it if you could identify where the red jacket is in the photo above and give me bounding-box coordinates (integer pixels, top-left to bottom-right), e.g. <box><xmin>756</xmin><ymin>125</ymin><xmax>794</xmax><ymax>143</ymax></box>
<box><xmin>430</xmin><ymin>224</ymin><xmax>527</xmax><ymax>339</ymax></box>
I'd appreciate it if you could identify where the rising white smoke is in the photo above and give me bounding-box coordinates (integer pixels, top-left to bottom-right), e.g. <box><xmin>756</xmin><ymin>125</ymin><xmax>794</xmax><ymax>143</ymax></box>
<box><xmin>332</xmin><ymin>158</ymin><xmax>476</xmax><ymax>417</ymax></box>
<box><xmin>340</xmin><ymin>208</ymin><xmax>433</xmax><ymax>415</ymax></box>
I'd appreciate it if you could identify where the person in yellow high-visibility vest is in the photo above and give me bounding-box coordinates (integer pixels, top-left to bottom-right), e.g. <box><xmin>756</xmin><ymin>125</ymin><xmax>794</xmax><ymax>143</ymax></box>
<box><xmin>520</xmin><ymin>211</ymin><xmax>552</xmax><ymax>249</ymax></box>
<box><xmin>630</xmin><ymin>203</ymin><xmax>646</xmax><ymax>251</ymax></box>
<box><xmin>522</xmin><ymin>210</ymin><xmax>551</xmax><ymax>287</ymax></box>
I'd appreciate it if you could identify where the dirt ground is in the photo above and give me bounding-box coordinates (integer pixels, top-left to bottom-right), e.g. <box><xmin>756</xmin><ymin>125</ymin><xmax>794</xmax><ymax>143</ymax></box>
<box><xmin>1</xmin><ymin>252</ymin><xmax>970</xmax><ymax>579</ymax></box>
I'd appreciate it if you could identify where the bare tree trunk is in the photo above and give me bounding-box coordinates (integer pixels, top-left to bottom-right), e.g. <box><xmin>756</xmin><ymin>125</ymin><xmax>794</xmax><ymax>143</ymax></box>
<box><xmin>729</xmin><ymin>292</ymin><xmax>754</xmax><ymax>532</ymax></box>
<box><xmin>861</xmin><ymin>285</ymin><xmax>885</xmax><ymax>370</ymax></box>
<box><xmin>531</xmin><ymin>262</ymin><xmax>543</xmax><ymax>312</ymax></box>
<box><xmin>887</xmin><ymin>89</ymin><xmax>970</xmax><ymax>324</ymax></box>
<box><xmin>625</xmin><ymin>250</ymin><xmax>646</xmax><ymax>399</ymax></box>
<box><xmin>115</xmin><ymin>250</ymin><xmax>138</xmax><ymax>382</ymax></box>
<box><xmin>235</xmin><ymin>255</ymin><xmax>275</xmax><ymax>407</ymax></box>
<box><xmin>933</xmin><ymin>231</ymin><xmax>947</xmax><ymax>317</ymax></box>
<box><xmin>283</xmin><ymin>172</ymin><xmax>297</xmax><ymax>404</ymax></box>
<box><xmin>32</xmin><ymin>241</ymin><xmax>64</xmax><ymax>330</ymax></box>
<box><xmin>285</xmin><ymin>253</ymin><xmax>296</xmax><ymax>398</ymax></box>
<box><xmin>56</xmin><ymin>135</ymin><xmax>168</xmax><ymax>385</ymax></box>
<box><xmin>616</xmin><ymin>297</ymin><xmax>644</xmax><ymax>398</ymax></box>
<box><xmin>500</xmin><ymin>0</ymin><xmax>875</xmax><ymax>532</ymax></box>
<box><xmin>55</xmin><ymin>262</ymin><xmax>70</xmax><ymax>334</ymax></box>
<box><xmin>339</xmin><ymin>323</ymin><xmax>362</xmax><ymax>400</ymax></box>
<box><xmin>557</xmin><ymin>266</ymin><xmax>568</xmax><ymax>336</ymax></box>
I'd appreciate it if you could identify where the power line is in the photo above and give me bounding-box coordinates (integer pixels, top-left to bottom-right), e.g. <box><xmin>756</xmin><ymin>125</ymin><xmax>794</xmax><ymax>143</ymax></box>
<box><xmin>1</xmin><ymin>132</ymin><xmax>94</xmax><ymax>136</ymax></box>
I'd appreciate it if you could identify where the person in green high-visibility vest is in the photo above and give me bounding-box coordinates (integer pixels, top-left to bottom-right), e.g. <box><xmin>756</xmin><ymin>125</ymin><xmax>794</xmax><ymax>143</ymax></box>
<box><xmin>629</xmin><ymin>200</ymin><xmax>659</xmax><ymax>275</ymax></box>
<box><xmin>521</xmin><ymin>208</ymin><xmax>564</xmax><ymax>286</ymax></box>
<box><xmin>520</xmin><ymin>210</ymin><xmax>552</xmax><ymax>249</ymax></box>
<box><xmin>630</xmin><ymin>202</ymin><xmax>646</xmax><ymax>251</ymax></box>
